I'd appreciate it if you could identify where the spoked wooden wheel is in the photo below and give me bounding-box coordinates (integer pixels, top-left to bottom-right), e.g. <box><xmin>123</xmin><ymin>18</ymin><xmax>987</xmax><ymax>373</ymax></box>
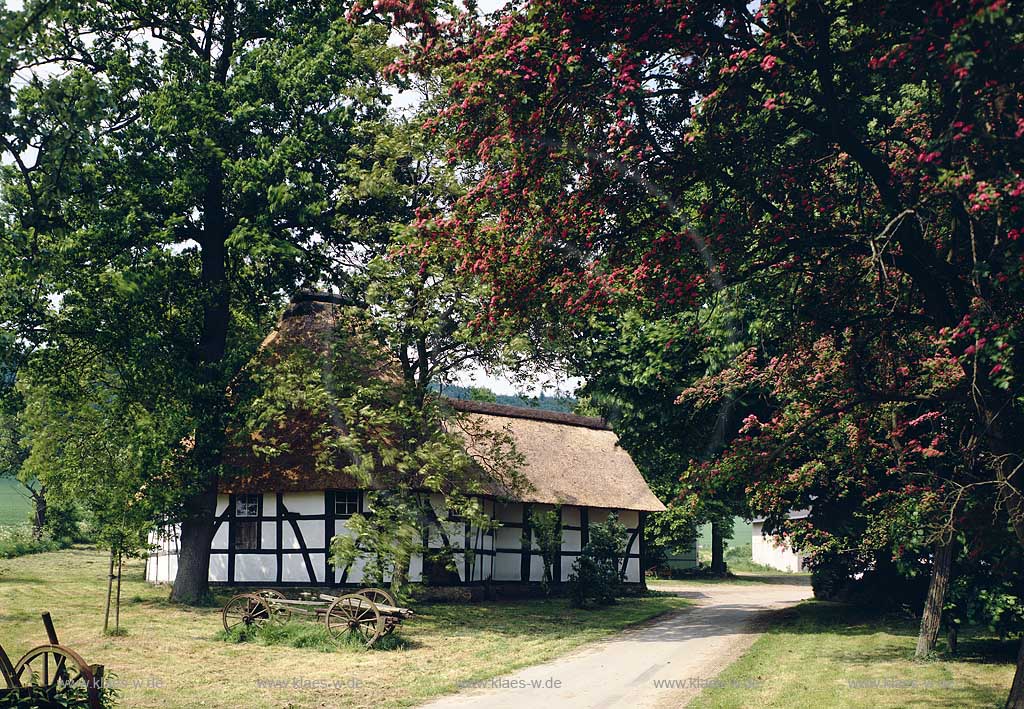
<box><xmin>325</xmin><ymin>594</ymin><xmax>384</xmax><ymax>647</ymax></box>
<box><xmin>358</xmin><ymin>588</ymin><xmax>398</xmax><ymax>635</ymax></box>
<box><xmin>358</xmin><ymin>587</ymin><xmax>395</xmax><ymax>607</ymax></box>
<box><xmin>13</xmin><ymin>644</ymin><xmax>100</xmax><ymax>707</ymax></box>
<box><xmin>221</xmin><ymin>593</ymin><xmax>274</xmax><ymax>633</ymax></box>
<box><xmin>255</xmin><ymin>589</ymin><xmax>291</xmax><ymax>623</ymax></box>
<box><xmin>255</xmin><ymin>589</ymin><xmax>285</xmax><ymax>600</ymax></box>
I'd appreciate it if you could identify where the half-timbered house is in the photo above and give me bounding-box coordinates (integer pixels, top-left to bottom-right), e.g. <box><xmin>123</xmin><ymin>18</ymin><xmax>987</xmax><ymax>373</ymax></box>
<box><xmin>145</xmin><ymin>294</ymin><xmax>665</xmax><ymax>589</ymax></box>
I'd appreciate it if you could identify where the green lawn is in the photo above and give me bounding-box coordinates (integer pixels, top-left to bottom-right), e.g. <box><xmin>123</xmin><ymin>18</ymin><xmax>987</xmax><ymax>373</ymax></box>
<box><xmin>0</xmin><ymin>547</ymin><xmax>690</xmax><ymax>708</ymax></box>
<box><xmin>0</xmin><ymin>477</ymin><xmax>30</xmax><ymax>526</ymax></box>
<box><xmin>690</xmin><ymin>601</ymin><xmax>1016</xmax><ymax>708</ymax></box>
<box><xmin>698</xmin><ymin>517</ymin><xmax>754</xmax><ymax>550</ymax></box>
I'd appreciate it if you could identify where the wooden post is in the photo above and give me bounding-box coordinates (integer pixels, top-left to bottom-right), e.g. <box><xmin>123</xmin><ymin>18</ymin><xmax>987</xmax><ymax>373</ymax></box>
<box><xmin>103</xmin><ymin>550</ymin><xmax>115</xmax><ymax>634</ymax></box>
<box><xmin>115</xmin><ymin>551</ymin><xmax>124</xmax><ymax>633</ymax></box>
<box><xmin>41</xmin><ymin>612</ymin><xmax>59</xmax><ymax>644</ymax></box>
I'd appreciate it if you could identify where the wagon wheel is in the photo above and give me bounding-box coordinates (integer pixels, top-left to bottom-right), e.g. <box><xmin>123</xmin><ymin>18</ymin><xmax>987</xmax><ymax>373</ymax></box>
<box><xmin>221</xmin><ymin>593</ymin><xmax>274</xmax><ymax>633</ymax></box>
<box><xmin>325</xmin><ymin>594</ymin><xmax>384</xmax><ymax>647</ymax></box>
<box><xmin>358</xmin><ymin>588</ymin><xmax>398</xmax><ymax>635</ymax></box>
<box><xmin>255</xmin><ymin>589</ymin><xmax>291</xmax><ymax>624</ymax></box>
<box><xmin>255</xmin><ymin>589</ymin><xmax>285</xmax><ymax>600</ymax></box>
<box><xmin>13</xmin><ymin>644</ymin><xmax>100</xmax><ymax>708</ymax></box>
<box><xmin>358</xmin><ymin>587</ymin><xmax>395</xmax><ymax>607</ymax></box>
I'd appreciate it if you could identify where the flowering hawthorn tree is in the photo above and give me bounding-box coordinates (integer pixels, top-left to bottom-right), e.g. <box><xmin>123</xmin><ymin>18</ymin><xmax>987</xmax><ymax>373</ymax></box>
<box><xmin>370</xmin><ymin>0</ymin><xmax>1024</xmax><ymax>700</ymax></box>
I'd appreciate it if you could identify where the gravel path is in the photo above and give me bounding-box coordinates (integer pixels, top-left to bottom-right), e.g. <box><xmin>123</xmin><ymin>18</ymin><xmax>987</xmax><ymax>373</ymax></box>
<box><xmin>419</xmin><ymin>576</ymin><xmax>812</xmax><ymax>709</ymax></box>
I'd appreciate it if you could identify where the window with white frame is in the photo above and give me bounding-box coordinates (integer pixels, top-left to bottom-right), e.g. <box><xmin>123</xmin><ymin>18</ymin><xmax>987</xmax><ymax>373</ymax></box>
<box><xmin>334</xmin><ymin>490</ymin><xmax>360</xmax><ymax>518</ymax></box>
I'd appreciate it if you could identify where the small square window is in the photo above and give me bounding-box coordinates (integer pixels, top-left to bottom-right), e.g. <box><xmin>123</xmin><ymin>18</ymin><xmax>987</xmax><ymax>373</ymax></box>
<box><xmin>334</xmin><ymin>491</ymin><xmax>360</xmax><ymax>518</ymax></box>
<box><xmin>235</xmin><ymin>494</ymin><xmax>260</xmax><ymax>518</ymax></box>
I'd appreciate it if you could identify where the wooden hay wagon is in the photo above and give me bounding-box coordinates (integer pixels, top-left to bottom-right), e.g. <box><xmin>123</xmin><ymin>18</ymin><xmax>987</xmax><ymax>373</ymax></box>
<box><xmin>221</xmin><ymin>588</ymin><xmax>413</xmax><ymax>647</ymax></box>
<box><xmin>0</xmin><ymin>612</ymin><xmax>104</xmax><ymax>709</ymax></box>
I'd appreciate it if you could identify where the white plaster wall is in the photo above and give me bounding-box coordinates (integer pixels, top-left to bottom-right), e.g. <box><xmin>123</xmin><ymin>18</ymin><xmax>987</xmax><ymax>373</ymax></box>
<box><xmin>752</xmin><ymin>522</ymin><xmax>806</xmax><ymax>572</ymax></box>
<box><xmin>235</xmin><ymin>554</ymin><xmax>276</xmax><ymax>582</ymax></box>
<box><xmin>282</xmin><ymin>491</ymin><xmax>324</xmax><ymax>515</ymax></box>
<box><xmin>211</xmin><ymin>524</ymin><xmax>228</xmax><ymax>549</ymax></box>
<box><xmin>618</xmin><ymin>509</ymin><xmax>639</xmax><ymax>528</ymax></box>
<box><xmin>495</xmin><ymin>526</ymin><xmax>522</xmax><ymax>550</ymax></box>
<box><xmin>282</xmin><ymin>553</ymin><xmax>311</xmax><ymax>582</ymax></box>
<box><xmin>494</xmin><ymin>501</ymin><xmax>522</xmax><ymax>523</ymax></box>
<box><xmin>209</xmin><ymin>554</ymin><xmax>229</xmax><ymax>582</ymax></box>
<box><xmin>261</xmin><ymin>522</ymin><xmax>276</xmax><ymax>549</ymax></box>
<box><xmin>493</xmin><ymin>552</ymin><xmax>521</xmax><ymax>580</ymax></box>
<box><xmin>561</xmin><ymin>529</ymin><xmax>582</xmax><ymax>552</ymax></box>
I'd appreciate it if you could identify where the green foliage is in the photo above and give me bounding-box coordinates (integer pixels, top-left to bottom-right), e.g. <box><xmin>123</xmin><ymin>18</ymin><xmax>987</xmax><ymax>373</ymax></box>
<box><xmin>567</xmin><ymin>514</ymin><xmax>628</xmax><ymax>608</ymax></box>
<box><xmin>529</xmin><ymin>506</ymin><xmax>561</xmax><ymax>594</ymax></box>
<box><xmin>0</xmin><ymin>524</ymin><xmax>62</xmax><ymax>559</ymax></box>
<box><xmin>42</xmin><ymin>498</ymin><xmax>86</xmax><ymax>545</ymax></box>
<box><xmin>331</xmin><ymin>491</ymin><xmax>422</xmax><ymax>603</ymax></box>
<box><xmin>0</xmin><ymin>674</ymin><xmax>118</xmax><ymax>709</ymax></box>
<box><xmin>467</xmin><ymin>386</ymin><xmax>497</xmax><ymax>403</ymax></box>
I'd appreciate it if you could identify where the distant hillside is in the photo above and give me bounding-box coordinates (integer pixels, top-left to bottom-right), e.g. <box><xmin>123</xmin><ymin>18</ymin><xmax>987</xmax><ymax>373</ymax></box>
<box><xmin>438</xmin><ymin>384</ymin><xmax>578</xmax><ymax>413</ymax></box>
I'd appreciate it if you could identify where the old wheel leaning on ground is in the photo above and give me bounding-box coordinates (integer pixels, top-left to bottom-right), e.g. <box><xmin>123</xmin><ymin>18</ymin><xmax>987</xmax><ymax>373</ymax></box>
<box><xmin>12</xmin><ymin>644</ymin><xmax>100</xmax><ymax>708</ymax></box>
<box><xmin>222</xmin><ymin>593</ymin><xmax>275</xmax><ymax>633</ymax></box>
<box><xmin>325</xmin><ymin>594</ymin><xmax>384</xmax><ymax>647</ymax></box>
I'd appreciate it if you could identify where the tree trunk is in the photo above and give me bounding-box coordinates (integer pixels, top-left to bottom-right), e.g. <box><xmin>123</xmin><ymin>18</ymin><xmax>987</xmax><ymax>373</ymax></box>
<box><xmin>915</xmin><ymin>539</ymin><xmax>954</xmax><ymax>658</ymax></box>
<box><xmin>169</xmin><ymin>139</ymin><xmax>231</xmax><ymax>603</ymax></box>
<box><xmin>31</xmin><ymin>486</ymin><xmax>46</xmax><ymax>539</ymax></box>
<box><xmin>1008</xmin><ymin>636</ymin><xmax>1024</xmax><ymax>709</ymax></box>
<box><xmin>710</xmin><ymin>520</ymin><xmax>726</xmax><ymax>574</ymax></box>
<box><xmin>170</xmin><ymin>481</ymin><xmax>219</xmax><ymax>604</ymax></box>
<box><xmin>102</xmin><ymin>550</ymin><xmax>114</xmax><ymax>634</ymax></box>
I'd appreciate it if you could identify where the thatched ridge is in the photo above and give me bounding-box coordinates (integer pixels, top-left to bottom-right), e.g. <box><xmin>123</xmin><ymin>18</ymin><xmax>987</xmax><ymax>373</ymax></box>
<box><xmin>447</xmin><ymin>398</ymin><xmax>609</xmax><ymax>430</ymax></box>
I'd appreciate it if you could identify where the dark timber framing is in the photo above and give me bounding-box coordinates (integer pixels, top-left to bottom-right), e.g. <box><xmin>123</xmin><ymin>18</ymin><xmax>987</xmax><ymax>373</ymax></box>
<box><xmin>196</xmin><ymin>490</ymin><xmax>646</xmax><ymax>587</ymax></box>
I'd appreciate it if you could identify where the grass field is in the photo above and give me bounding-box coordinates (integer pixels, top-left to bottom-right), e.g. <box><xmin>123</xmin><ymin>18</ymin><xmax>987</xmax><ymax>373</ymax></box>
<box><xmin>0</xmin><ymin>547</ymin><xmax>690</xmax><ymax>709</ymax></box>
<box><xmin>697</xmin><ymin>517</ymin><xmax>754</xmax><ymax>550</ymax></box>
<box><xmin>0</xmin><ymin>477</ymin><xmax>30</xmax><ymax>526</ymax></box>
<box><xmin>690</xmin><ymin>601</ymin><xmax>1016</xmax><ymax>708</ymax></box>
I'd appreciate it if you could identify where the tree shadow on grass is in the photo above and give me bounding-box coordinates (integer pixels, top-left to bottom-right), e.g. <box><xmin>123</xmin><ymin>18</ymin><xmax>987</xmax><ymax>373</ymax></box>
<box><xmin>772</xmin><ymin>601</ymin><xmax>1019</xmax><ymax>667</ymax></box>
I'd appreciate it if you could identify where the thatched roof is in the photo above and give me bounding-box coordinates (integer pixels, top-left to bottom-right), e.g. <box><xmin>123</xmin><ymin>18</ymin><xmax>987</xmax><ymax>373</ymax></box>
<box><xmin>450</xmin><ymin>399</ymin><xmax>666</xmax><ymax>512</ymax></box>
<box><xmin>221</xmin><ymin>293</ymin><xmax>665</xmax><ymax>513</ymax></box>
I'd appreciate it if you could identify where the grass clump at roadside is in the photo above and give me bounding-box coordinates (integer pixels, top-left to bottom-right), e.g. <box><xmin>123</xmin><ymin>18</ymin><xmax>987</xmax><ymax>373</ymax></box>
<box><xmin>689</xmin><ymin>601</ymin><xmax>1016</xmax><ymax>709</ymax></box>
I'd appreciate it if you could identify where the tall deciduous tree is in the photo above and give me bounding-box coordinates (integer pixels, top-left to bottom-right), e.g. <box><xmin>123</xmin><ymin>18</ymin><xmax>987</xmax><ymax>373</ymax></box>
<box><xmin>1</xmin><ymin>0</ymin><xmax>401</xmax><ymax>603</ymax></box>
<box><xmin>378</xmin><ymin>0</ymin><xmax>1024</xmax><ymax>700</ymax></box>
